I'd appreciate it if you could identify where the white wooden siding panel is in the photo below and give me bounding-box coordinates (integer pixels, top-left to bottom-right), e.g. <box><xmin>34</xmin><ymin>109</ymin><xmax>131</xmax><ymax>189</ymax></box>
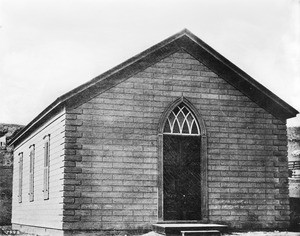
<box><xmin>12</xmin><ymin>109</ymin><xmax>66</xmax><ymax>229</ymax></box>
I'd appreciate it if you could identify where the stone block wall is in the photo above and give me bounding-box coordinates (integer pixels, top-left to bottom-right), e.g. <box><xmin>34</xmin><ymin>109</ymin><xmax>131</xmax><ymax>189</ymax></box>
<box><xmin>63</xmin><ymin>51</ymin><xmax>290</xmax><ymax>231</ymax></box>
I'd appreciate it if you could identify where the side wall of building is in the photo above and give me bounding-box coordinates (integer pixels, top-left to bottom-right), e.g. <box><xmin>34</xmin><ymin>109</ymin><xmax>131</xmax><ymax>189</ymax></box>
<box><xmin>64</xmin><ymin>51</ymin><xmax>289</xmax><ymax>231</ymax></box>
<box><xmin>12</xmin><ymin>109</ymin><xmax>66</xmax><ymax>231</ymax></box>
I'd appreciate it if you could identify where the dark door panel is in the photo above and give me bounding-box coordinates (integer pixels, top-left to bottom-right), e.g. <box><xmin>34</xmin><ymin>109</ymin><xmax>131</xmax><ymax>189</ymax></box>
<box><xmin>163</xmin><ymin>135</ymin><xmax>201</xmax><ymax>221</ymax></box>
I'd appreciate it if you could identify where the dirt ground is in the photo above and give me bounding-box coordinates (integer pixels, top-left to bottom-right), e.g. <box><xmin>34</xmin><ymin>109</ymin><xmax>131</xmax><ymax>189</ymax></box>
<box><xmin>1</xmin><ymin>228</ymin><xmax>300</xmax><ymax>236</ymax></box>
<box><xmin>223</xmin><ymin>232</ymin><xmax>300</xmax><ymax>236</ymax></box>
<box><xmin>143</xmin><ymin>231</ymin><xmax>300</xmax><ymax>236</ymax></box>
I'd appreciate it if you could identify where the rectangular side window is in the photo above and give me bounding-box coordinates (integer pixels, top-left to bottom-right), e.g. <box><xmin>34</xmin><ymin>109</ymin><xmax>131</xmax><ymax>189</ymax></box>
<box><xmin>18</xmin><ymin>152</ymin><xmax>23</xmax><ymax>203</ymax></box>
<box><xmin>29</xmin><ymin>145</ymin><xmax>35</xmax><ymax>202</ymax></box>
<box><xmin>43</xmin><ymin>135</ymin><xmax>50</xmax><ymax>200</ymax></box>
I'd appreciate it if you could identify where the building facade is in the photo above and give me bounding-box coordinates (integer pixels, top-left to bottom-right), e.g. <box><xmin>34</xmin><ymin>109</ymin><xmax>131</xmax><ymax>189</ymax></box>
<box><xmin>9</xmin><ymin>30</ymin><xmax>299</xmax><ymax>236</ymax></box>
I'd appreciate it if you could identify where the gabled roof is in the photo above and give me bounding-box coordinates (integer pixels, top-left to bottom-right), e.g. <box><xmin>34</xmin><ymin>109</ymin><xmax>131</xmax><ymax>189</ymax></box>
<box><xmin>9</xmin><ymin>29</ymin><xmax>299</xmax><ymax>146</ymax></box>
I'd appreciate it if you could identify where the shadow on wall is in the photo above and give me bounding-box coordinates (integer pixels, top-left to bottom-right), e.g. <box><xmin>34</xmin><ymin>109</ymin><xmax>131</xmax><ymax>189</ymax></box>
<box><xmin>290</xmin><ymin>198</ymin><xmax>300</xmax><ymax>231</ymax></box>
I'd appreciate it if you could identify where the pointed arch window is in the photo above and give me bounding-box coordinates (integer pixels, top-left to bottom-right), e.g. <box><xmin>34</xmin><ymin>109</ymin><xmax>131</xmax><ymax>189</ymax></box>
<box><xmin>163</xmin><ymin>103</ymin><xmax>200</xmax><ymax>135</ymax></box>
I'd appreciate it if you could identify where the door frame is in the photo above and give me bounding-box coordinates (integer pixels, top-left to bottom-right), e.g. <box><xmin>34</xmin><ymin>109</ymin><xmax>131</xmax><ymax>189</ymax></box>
<box><xmin>157</xmin><ymin>97</ymin><xmax>208</xmax><ymax>222</ymax></box>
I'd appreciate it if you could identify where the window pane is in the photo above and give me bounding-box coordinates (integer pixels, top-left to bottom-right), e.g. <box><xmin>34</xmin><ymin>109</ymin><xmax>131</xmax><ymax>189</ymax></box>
<box><xmin>178</xmin><ymin>103</ymin><xmax>184</xmax><ymax>108</ymax></box>
<box><xmin>30</xmin><ymin>154</ymin><xmax>32</xmax><ymax>172</ymax></box>
<box><xmin>173</xmin><ymin>106</ymin><xmax>180</xmax><ymax>115</ymax></box>
<box><xmin>168</xmin><ymin>112</ymin><xmax>175</xmax><ymax>126</ymax></box>
<box><xmin>19</xmin><ymin>153</ymin><xmax>23</xmax><ymax>203</ymax></box>
<box><xmin>173</xmin><ymin>121</ymin><xmax>180</xmax><ymax>133</ymax></box>
<box><xmin>182</xmin><ymin>107</ymin><xmax>189</xmax><ymax>115</ymax></box>
<box><xmin>177</xmin><ymin>111</ymin><xmax>185</xmax><ymax>126</ymax></box>
<box><xmin>43</xmin><ymin>135</ymin><xmax>50</xmax><ymax>200</ymax></box>
<box><xmin>29</xmin><ymin>145</ymin><xmax>35</xmax><ymax>202</ymax></box>
<box><xmin>191</xmin><ymin>121</ymin><xmax>199</xmax><ymax>134</ymax></box>
<box><xmin>44</xmin><ymin>142</ymin><xmax>49</xmax><ymax>167</ymax></box>
<box><xmin>164</xmin><ymin>120</ymin><xmax>171</xmax><ymax>133</ymax></box>
<box><xmin>187</xmin><ymin>113</ymin><xmax>193</xmax><ymax>126</ymax></box>
<box><xmin>182</xmin><ymin>120</ymin><xmax>189</xmax><ymax>134</ymax></box>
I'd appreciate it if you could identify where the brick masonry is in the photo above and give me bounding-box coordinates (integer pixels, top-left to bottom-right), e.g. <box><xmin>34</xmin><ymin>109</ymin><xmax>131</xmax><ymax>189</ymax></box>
<box><xmin>63</xmin><ymin>51</ymin><xmax>290</xmax><ymax>231</ymax></box>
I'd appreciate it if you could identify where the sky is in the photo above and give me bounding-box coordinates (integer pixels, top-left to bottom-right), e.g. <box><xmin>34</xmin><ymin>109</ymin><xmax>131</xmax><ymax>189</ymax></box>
<box><xmin>0</xmin><ymin>0</ymin><xmax>299</xmax><ymax>126</ymax></box>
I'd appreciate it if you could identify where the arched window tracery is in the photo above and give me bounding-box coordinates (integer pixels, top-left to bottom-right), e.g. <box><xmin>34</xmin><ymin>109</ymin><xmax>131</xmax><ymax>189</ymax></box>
<box><xmin>163</xmin><ymin>103</ymin><xmax>200</xmax><ymax>135</ymax></box>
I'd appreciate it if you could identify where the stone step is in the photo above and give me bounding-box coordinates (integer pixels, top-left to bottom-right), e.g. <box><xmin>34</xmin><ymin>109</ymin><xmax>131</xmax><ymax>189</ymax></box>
<box><xmin>153</xmin><ymin>223</ymin><xmax>227</xmax><ymax>236</ymax></box>
<box><xmin>181</xmin><ymin>230</ymin><xmax>220</xmax><ymax>236</ymax></box>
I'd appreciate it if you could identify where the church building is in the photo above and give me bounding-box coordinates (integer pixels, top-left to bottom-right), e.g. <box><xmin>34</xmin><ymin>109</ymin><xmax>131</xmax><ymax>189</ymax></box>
<box><xmin>9</xmin><ymin>30</ymin><xmax>298</xmax><ymax>236</ymax></box>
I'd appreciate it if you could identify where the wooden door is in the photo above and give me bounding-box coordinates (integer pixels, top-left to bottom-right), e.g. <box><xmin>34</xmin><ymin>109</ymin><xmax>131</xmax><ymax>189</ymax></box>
<box><xmin>163</xmin><ymin>134</ymin><xmax>201</xmax><ymax>221</ymax></box>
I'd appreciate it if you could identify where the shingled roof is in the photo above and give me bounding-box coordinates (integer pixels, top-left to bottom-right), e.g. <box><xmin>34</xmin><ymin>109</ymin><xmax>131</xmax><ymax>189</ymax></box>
<box><xmin>9</xmin><ymin>29</ymin><xmax>299</xmax><ymax>146</ymax></box>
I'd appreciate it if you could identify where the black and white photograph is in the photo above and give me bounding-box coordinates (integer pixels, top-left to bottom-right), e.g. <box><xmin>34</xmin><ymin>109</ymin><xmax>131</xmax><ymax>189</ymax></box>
<box><xmin>0</xmin><ymin>1</ymin><xmax>299</xmax><ymax>235</ymax></box>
